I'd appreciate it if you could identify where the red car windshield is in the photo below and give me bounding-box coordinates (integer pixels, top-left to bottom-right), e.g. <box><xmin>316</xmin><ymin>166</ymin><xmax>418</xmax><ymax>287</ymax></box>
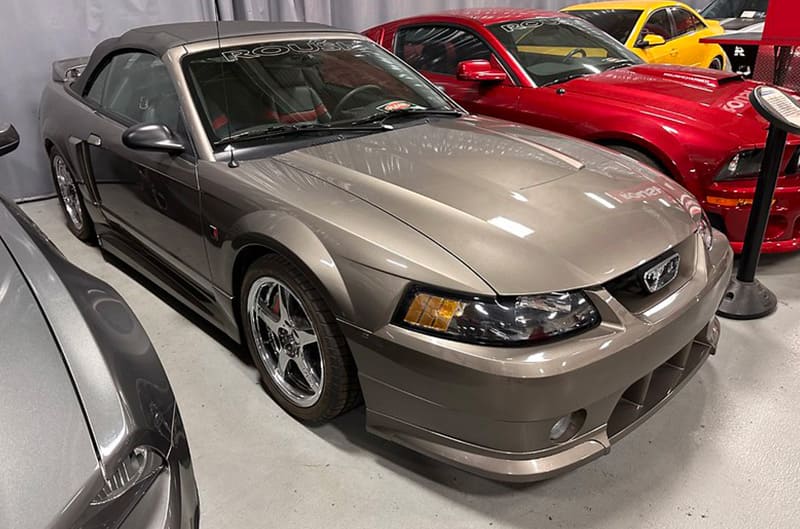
<box><xmin>488</xmin><ymin>17</ymin><xmax>642</xmax><ymax>87</ymax></box>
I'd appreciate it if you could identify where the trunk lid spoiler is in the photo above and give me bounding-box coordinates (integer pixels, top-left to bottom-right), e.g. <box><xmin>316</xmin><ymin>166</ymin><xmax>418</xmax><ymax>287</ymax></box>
<box><xmin>51</xmin><ymin>56</ymin><xmax>89</xmax><ymax>83</ymax></box>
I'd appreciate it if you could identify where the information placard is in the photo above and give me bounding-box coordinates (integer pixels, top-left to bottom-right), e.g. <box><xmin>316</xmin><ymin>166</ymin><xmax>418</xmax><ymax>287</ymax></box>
<box><xmin>750</xmin><ymin>86</ymin><xmax>800</xmax><ymax>134</ymax></box>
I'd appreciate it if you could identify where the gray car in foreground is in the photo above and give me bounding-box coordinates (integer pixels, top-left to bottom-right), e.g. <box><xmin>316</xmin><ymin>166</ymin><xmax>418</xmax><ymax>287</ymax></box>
<box><xmin>40</xmin><ymin>22</ymin><xmax>733</xmax><ymax>481</ymax></box>
<box><xmin>0</xmin><ymin>126</ymin><xmax>198</xmax><ymax>527</ymax></box>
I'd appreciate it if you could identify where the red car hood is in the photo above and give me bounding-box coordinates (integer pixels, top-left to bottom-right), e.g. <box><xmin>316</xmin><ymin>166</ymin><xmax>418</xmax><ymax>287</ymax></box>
<box><xmin>564</xmin><ymin>64</ymin><xmax>771</xmax><ymax>143</ymax></box>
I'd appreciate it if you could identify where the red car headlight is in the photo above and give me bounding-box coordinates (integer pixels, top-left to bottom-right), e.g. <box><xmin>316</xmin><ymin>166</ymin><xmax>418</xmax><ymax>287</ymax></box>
<box><xmin>715</xmin><ymin>149</ymin><xmax>764</xmax><ymax>181</ymax></box>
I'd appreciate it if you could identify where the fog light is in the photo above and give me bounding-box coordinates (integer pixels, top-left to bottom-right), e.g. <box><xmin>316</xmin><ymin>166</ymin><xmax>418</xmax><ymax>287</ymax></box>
<box><xmin>549</xmin><ymin>410</ymin><xmax>587</xmax><ymax>443</ymax></box>
<box><xmin>550</xmin><ymin>416</ymin><xmax>572</xmax><ymax>440</ymax></box>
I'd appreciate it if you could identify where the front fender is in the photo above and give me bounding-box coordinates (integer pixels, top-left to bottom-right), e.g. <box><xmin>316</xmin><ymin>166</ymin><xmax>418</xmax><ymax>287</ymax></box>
<box><xmin>200</xmin><ymin>156</ymin><xmax>492</xmax><ymax>332</ymax></box>
<box><xmin>0</xmin><ymin>198</ymin><xmax>175</xmax><ymax>476</ymax></box>
<box><xmin>228</xmin><ymin>211</ymin><xmax>356</xmax><ymax>321</ymax></box>
<box><xmin>586</xmin><ymin>124</ymin><xmax>690</xmax><ymax>181</ymax></box>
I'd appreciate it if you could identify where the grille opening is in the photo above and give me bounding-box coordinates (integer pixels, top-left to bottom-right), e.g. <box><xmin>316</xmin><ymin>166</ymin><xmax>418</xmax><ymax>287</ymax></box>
<box><xmin>607</xmin><ymin>340</ymin><xmax>704</xmax><ymax>439</ymax></box>
<box><xmin>604</xmin><ymin>236</ymin><xmax>695</xmax><ymax>314</ymax></box>
<box><xmin>765</xmin><ymin>215</ymin><xmax>789</xmax><ymax>241</ymax></box>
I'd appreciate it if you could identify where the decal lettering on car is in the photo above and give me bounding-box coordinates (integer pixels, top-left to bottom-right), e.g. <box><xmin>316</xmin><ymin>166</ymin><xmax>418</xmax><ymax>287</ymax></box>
<box><xmin>721</xmin><ymin>88</ymin><xmax>754</xmax><ymax>114</ymax></box>
<box><xmin>376</xmin><ymin>100</ymin><xmax>425</xmax><ymax>112</ymax></box>
<box><xmin>499</xmin><ymin>19</ymin><xmax>561</xmax><ymax>33</ymax></box>
<box><xmin>221</xmin><ymin>40</ymin><xmax>361</xmax><ymax>62</ymax></box>
<box><xmin>607</xmin><ymin>184</ymin><xmax>665</xmax><ymax>203</ymax></box>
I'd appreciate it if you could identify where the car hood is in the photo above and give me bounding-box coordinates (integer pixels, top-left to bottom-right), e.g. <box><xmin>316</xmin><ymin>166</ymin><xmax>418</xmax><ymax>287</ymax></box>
<box><xmin>274</xmin><ymin>117</ymin><xmax>697</xmax><ymax>295</ymax></box>
<box><xmin>716</xmin><ymin>18</ymin><xmax>764</xmax><ymax>30</ymax></box>
<box><xmin>0</xmin><ymin>241</ymin><xmax>99</xmax><ymax>529</ymax></box>
<box><xmin>563</xmin><ymin>64</ymin><xmax>770</xmax><ymax>143</ymax></box>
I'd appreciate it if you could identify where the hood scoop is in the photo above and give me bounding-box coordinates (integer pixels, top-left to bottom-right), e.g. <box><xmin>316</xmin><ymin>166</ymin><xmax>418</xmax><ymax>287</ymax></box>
<box><xmin>627</xmin><ymin>64</ymin><xmax>744</xmax><ymax>89</ymax></box>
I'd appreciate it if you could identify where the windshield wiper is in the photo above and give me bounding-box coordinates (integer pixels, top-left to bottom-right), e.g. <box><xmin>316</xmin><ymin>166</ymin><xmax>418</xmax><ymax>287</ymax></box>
<box><xmin>603</xmin><ymin>59</ymin><xmax>637</xmax><ymax>71</ymax></box>
<box><xmin>540</xmin><ymin>72</ymin><xmax>592</xmax><ymax>88</ymax></box>
<box><xmin>349</xmin><ymin>107</ymin><xmax>464</xmax><ymax>127</ymax></box>
<box><xmin>214</xmin><ymin>122</ymin><xmax>390</xmax><ymax>146</ymax></box>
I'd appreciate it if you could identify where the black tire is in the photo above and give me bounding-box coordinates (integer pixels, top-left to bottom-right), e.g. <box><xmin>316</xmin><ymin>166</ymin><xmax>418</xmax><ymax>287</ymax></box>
<box><xmin>49</xmin><ymin>148</ymin><xmax>95</xmax><ymax>242</ymax></box>
<box><xmin>240</xmin><ymin>254</ymin><xmax>361</xmax><ymax>423</ymax></box>
<box><xmin>606</xmin><ymin>144</ymin><xmax>666</xmax><ymax>174</ymax></box>
<box><xmin>709</xmin><ymin>56</ymin><xmax>724</xmax><ymax>70</ymax></box>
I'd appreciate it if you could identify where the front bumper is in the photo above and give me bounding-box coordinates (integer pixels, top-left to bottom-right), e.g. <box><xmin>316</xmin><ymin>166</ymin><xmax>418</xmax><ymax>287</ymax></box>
<box><xmin>344</xmin><ymin>233</ymin><xmax>732</xmax><ymax>482</ymax></box>
<box><xmin>705</xmin><ymin>174</ymin><xmax>800</xmax><ymax>254</ymax></box>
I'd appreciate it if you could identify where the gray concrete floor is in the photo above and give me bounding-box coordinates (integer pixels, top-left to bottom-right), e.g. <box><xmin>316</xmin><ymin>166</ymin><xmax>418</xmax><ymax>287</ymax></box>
<box><xmin>21</xmin><ymin>198</ymin><xmax>800</xmax><ymax>529</ymax></box>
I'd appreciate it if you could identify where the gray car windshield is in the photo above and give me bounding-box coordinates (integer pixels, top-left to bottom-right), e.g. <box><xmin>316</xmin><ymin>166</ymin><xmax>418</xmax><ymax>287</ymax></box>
<box><xmin>488</xmin><ymin>17</ymin><xmax>643</xmax><ymax>87</ymax></box>
<box><xmin>184</xmin><ymin>39</ymin><xmax>455</xmax><ymax>145</ymax></box>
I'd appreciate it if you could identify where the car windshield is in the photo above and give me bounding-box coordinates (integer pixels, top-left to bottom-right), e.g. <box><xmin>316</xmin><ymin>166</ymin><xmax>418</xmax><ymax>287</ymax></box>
<box><xmin>566</xmin><ymin>9</ymin><xmax>643</xmax><ymax>43</ymax></box>
<box><xmin>700</xmin><ymin>0</ymin><xmax>768</xmax><ymax>19</ymax></box>
<box><xmin>488</xmin><ymin>18</ymin><xmax>643</xmax><ymax>87</ymax></box>
<box><xmin>183</xmin><ymin>38</ymin><xmax>456</xmax><ymax>145</ymax></box>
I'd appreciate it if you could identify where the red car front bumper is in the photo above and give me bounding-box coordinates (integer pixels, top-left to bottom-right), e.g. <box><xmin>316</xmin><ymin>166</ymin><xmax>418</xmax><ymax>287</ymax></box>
<box><xmin>704</xmin><ymin>174</ymin><xmax>800</xmax><ymax>254</ymax></box>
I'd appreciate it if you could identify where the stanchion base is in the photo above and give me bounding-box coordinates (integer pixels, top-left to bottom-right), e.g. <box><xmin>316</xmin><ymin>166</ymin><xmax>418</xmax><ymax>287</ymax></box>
<box><xmin>717</xmin><ymin>278</ymin><xmax>777</xmax><ymax>320</ymax></box>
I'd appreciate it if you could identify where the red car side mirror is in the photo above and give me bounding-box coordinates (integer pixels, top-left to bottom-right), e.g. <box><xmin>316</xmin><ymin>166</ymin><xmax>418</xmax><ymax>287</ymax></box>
<box><xmin>457</xmin><ymin>60</ymin><xmax>507</xmax><ymax>82</ymax></box>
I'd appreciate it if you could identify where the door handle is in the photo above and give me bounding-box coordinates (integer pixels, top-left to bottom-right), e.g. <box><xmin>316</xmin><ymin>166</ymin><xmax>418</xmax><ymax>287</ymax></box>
<box><xmin>153</xmin><ymin>189</ymin><xmax>168</xmax><ymax>211</ymax></box>
<box><xmin>86</xmin><ymin>133</ymin><xmax>102</xmax><ymax>147</ymax></box>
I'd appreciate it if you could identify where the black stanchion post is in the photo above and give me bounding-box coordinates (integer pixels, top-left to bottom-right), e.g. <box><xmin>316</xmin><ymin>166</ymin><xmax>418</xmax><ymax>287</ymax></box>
<box><xmin>736</xmin><ymin>126</ymin><xmax>787</xmax><ymax>283</ymax></box>
<box><xmin>718</xmin><ymin>86</ymin><xmax>800</xmax><ymax>319</ymax></box>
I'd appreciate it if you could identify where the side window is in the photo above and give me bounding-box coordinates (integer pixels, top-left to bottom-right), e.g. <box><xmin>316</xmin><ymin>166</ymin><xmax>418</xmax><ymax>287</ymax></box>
<box><xmin>671</xmin><ymin>8</ymin><xmax>705</xmax><ymax>37</ymax></box>
<box><xmin>83</xmin><ymin>52</ymin><xmax>180</xmax><ymax>131</ymax></box>
<box><xmin>640</xmin><ymin>9</ymin><xmax>673</xmax><ymax>40</ymax></box>
<box><xmin>395</xmin><ymin>26</ymin><xmax>492</xmax><ymax>76</ymax></box>
<box><xmin>85</xmin><ymin>65</ymin><xmax>110</xmax><ymax>106</ymax></box>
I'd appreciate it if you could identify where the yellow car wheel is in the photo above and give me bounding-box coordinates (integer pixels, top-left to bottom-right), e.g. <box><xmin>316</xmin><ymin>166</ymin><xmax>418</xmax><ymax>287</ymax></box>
<box><xmin>709</xmin><ymin>56</ymin><xmax>724</xmax><ymax>70</ymax></box>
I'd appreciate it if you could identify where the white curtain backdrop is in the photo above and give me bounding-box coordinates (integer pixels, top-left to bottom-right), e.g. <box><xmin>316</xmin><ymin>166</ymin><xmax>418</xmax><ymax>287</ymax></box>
<box><xmin>0</xmin><ymin>0</ymin><xmax>216</xmax><ymax>200</ymax></box>
<box><xmin>230</xmin><ymin>0</ymin><xmax>707</xmax><ymax>29</ymax></box>
<box><xmin>1</xmin><ymin>0</ymin><xmax>709</xmax><ymax>200</ymax></box>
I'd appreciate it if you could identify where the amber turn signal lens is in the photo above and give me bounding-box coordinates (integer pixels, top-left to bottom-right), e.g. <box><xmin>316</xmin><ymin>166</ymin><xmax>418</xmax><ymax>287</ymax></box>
<box><xmin>403</xmin><ymin>293</ymin><xmax>464</xmax><ymax>332</ymax></box>
<box><xmin>706</xmin><ymin>196</ymin><xmax>775</xmax><ymax>208</ymax></box>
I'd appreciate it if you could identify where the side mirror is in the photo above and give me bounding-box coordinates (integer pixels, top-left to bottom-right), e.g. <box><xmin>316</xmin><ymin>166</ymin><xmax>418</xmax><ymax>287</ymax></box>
<box><xmin>0</xmin><ymin>123</ymin><xmax>20</xmax><ymax>157</ymax></box>
<box><xmin>122</xmin><ymin>123</ymin><xmax>184</xmax><ymax>154</ymax></box>
<box><xmin>636</xmin><ymin>34</ymin><xmax>667</xmax><ymax>48</ymax></box>
<box><xmin>457</xmin><ymin>59</ymin><xmax>507</xmax><ymax>82</ymax></box>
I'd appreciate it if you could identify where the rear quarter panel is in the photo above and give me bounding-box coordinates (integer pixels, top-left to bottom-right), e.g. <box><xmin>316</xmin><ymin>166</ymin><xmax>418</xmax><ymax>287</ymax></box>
<box><xmin>40</xmin><ymin>80</ymin><xmax>100</xmax><ymax>216</ymax></box>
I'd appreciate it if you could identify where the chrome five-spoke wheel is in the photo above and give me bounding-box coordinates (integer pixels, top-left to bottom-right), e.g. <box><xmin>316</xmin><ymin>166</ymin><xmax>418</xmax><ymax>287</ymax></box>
<box><xmin>50</xmin><ymin>149</ymin><xmax>93</xmax><ymax>241</ymax></box>
<box><xmin>247</xmin><ymin>277</ymin><xmax>323</xmax><ymax>407</ymax></box>
<box><xmin>53</xmin><ymin>154</ymin><xmax>83</xmax><ymax>231</ymax></box>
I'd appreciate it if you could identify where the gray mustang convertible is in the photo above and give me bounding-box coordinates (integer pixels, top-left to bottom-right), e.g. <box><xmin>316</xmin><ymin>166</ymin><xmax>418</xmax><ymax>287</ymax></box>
<box><xmin>40</xmin><ymin>21</ymin><xmax>732</xmax><ymax>481</ymax></box>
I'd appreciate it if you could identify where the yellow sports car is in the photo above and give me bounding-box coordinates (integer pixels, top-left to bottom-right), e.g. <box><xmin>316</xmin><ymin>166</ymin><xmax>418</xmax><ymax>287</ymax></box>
<box><xmin>563</xmin><ymin>1</ymin><xmax>728</xmax><ymax>69</ymax></box>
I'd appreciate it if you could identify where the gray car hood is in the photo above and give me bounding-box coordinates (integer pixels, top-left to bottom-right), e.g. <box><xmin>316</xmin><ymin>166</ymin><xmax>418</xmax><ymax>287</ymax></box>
<box><xmin>0</xmin><ymin>241</ymin><xmax>98</xmax><ymax>529</ymax></box>
<box><xmin>276</xmin><ymin>117</ymin><xmax>698</xmax><ymax>294</ymax></box>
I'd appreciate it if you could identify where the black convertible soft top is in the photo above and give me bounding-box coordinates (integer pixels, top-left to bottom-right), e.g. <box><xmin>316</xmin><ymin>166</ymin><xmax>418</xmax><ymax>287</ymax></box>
<box><xmin>72</xmin><ymin>21</ymin><xmax>349</xmax><ymax>95</ymax></box>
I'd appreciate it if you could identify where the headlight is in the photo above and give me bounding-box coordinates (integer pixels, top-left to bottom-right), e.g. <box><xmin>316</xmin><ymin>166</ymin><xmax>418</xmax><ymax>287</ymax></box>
<box><xmin>680</xmin><ymin>193</ymin><xmax>714</xmax><ymax>251</ymax></box>
<box><xmin>396</xmin><ymin>289</ymin><xmax>600</xmax><ymax>345</ymax></box>
<box><xmin>90</xmin><ymin>446</ymin><xmax>164</xmax><ymax>505</ymax></box>
<box><xmin>715</xmin><ymin>149</ymin><xmax>763</xmax><ymax>181</ymax></box>
<box><xmin>698</xmin><ymin>211</ymin><xmax>714</xmax><ymax>251</ymax></box>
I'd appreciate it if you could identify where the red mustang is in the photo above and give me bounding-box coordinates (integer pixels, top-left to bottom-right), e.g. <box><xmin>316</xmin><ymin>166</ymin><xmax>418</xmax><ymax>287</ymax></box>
<box><xmin>365</xmin><ymin>8</ymin><xmax>800</xmax><ymax>253</ymax></box>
